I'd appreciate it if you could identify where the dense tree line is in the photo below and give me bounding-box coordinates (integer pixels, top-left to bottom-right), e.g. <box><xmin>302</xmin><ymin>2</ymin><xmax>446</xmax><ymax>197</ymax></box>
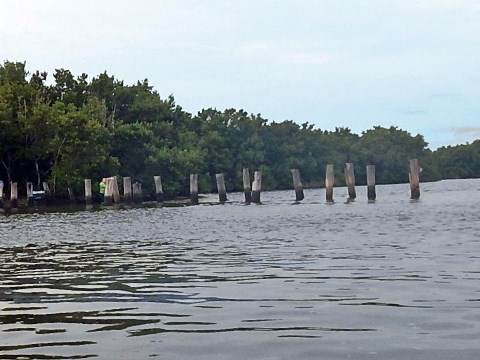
<box><xmin>1</xmin><ymin>61</ymin><xmax>478</xmax><ymax>199</ymax></box>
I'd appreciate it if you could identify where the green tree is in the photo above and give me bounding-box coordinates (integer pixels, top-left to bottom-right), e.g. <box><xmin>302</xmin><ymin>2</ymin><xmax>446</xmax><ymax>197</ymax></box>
<box><xmin>46</xmin><ymin>100</ymin><xmax>117</xmax><ymax>194</ymax></box>
<box><xmin>353</xmin><ymin>126</ymin><xmax>428</xmax><ymax>184</ymax></box>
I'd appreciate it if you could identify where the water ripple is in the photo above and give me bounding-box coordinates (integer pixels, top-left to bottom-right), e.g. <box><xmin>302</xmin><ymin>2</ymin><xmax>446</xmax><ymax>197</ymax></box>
<box><xmin>1</xmin><ymin>180</ymin><xmax>480</xmax><ymax>359</ymax></box>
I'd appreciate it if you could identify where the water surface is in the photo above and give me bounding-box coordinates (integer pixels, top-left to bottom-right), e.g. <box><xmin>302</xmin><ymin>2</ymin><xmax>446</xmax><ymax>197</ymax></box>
<box><xmin>1</xmin><ymin>180</ymin><xmax>479</xmax><ymax>359</ymax></box>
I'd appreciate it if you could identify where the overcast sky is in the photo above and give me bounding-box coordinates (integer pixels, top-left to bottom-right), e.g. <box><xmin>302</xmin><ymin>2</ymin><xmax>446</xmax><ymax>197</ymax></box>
<box><xmin>2</xmin><ymin>0</ymin><xmax>480</xmax><ymax>149</ymax></box>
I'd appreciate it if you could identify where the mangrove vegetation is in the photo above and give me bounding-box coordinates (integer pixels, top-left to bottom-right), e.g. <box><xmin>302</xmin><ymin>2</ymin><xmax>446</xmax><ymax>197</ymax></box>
<box><xmin>1</xmin><ymin>61</ymin><xmax>479</xmax><ymax>199</ymax></box>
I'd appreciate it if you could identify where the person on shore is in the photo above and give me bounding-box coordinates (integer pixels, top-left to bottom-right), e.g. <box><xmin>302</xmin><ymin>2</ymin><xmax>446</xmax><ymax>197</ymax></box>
<box><xmin>99</xmin><ymin>178</ymin><xmax>106</xmax><ymax>203</ymax></box>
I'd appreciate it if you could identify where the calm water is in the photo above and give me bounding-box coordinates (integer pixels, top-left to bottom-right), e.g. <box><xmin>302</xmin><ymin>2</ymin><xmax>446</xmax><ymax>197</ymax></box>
<box><xmin>1</xmin><ymin>179</ymin><xmax>479</xmax><ymax>359</ymax></box>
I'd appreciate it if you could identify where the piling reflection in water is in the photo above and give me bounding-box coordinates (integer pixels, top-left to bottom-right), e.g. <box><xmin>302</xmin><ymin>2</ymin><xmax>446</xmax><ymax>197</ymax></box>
<box><xmin>1</xmin><ymin>180</ymin><xmax>479</xmax><ymax>359</ymax></box>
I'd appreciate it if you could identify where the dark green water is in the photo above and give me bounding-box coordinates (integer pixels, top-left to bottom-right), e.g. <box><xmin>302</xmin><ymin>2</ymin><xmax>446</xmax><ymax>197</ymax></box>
<box><xmin>1</xmin><ymin>180</ymin><xmax>479</xmax><ymax>359</ymax></box>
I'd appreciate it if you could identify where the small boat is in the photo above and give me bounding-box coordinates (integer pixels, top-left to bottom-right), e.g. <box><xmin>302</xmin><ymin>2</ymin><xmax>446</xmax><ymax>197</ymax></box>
<box><xmin>32</xmin><ymin>190</ymin><xmax>46</xmax><ymax>201</ymax></box>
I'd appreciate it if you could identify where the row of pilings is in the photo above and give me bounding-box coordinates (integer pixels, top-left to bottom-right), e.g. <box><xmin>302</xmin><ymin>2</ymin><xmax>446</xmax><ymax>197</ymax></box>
<box><xmin>0</xmin><ymin>159</ymin><xmax>421</xmax><ymax>210</ymax></box>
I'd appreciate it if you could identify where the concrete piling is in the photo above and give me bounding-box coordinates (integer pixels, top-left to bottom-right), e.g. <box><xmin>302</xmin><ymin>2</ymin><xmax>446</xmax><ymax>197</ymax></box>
<box><xmin>104</xmin><ymin>178</ymin><xmax>113</xmax><ymax>205</ymax></box>
<box><xmin>0</xmin><ymin>181</ymin><xmax>3</xmax><ymax>208</ymax></box>
<box><xmin>84</xmin><ymin>179</ymin><xmax>92</xmax><ymax>205</ymax></box>
<box><xmin>242</xmin><ymin>168</ymin><xmax>252</xmax><ymax>203</ymax></box>
<box><xmin>366</xmin><ymin>165</ymin><xmax>376</xmax><ymax>201</ymax></box>
<box><xmin>0</xmin><ymin>160</ymin><xmax>429</xmax><ymax>209</ymax></box>
<box><xmin>291</xmin><ymin>169</ymin><xmax>304</xmax><ymax>202</ymax></box>
<box><xmin>67</xmin><ymin>187</ymin><xmax>75</xmax><ymax>204</ymax></box>
<box><xmin>252</xmin><ymin>171</ymin><xmax>262</xmax><ymax>204</ymax></box>
<box><xmin>10</xmin><ymin>182</ymin><xmax>18</xmax><ymax>208</ymax></box>
<box><xmin>154</xmin><ymin>176</ymin><xmax>164</xmax><ymax>202</ymax></box>
<box><xmin>43</xmin><ymin>182</ymin><xmax>51</xmax><ymax>204</ymax></box>
<box><xmin>345</xmin><ymin>163</ymin><xmax>356</xmax><ymax>200</ymax></box>
<box><xmin>123</xmin><ymin>177</ymin><xmax>132</xmax><ymax>203</ymax></box>
<box><xmin>132</xmin><ymin>182</ymin><xmax>142</xmax><ymax>204</ymax></box>
<box><xmin>409</xmin><ymin>159</ymin><xmax>420</xmax><ymax>200</ymax></box>
<box><xmin>325</xmin><ymin>164</ymin><xmax>334</xmax><ymax>203</ymax></box>
<box><xmin>215</xmin><ymin>173</ymin><xmax>227</xmax><ymax>203</ymax></box>
<box><xmin>112</xmin><ymin>177</ymin><xmax>121</xmax><ymax>204</ymax></box>
<box><xmin>26</xmin><ymin>182</ymin><xmax>34</xmax><ymax>206</ymax></box>
<box><xmin>190</xmin><ymin>174</ymin><xmax>199</xmax><ymax>205</ymax></box>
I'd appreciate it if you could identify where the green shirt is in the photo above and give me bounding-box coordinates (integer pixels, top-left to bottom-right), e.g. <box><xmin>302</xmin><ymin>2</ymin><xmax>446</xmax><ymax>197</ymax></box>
<box><xmin>99</xmin><ymin>181</ymin><xmax>106</xmax><ymax>194</ymax></box>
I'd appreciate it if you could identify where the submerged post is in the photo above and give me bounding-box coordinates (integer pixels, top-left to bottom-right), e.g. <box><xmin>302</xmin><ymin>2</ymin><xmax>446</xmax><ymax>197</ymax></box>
<box><xmin>291</xmin><ymin>169</ymin><xmax>304</xmax><ymax>202</ymax></box>
<box><xmin>409</xmin><ymin>159</ymin><xmax>420</xmax><ymax>200</ymax></box>
<box><xmin>10</xmin><ymin>182</ymin><xmax>18</xmax><ymax>208</ymax></box>
<box><xmin>366</xmin><ymin>165</ymin><xmax>376</xmax><ymax>201</ymax></box>
<box><xmin>325</xmin><ymin>164</ymin><xmax>334</xmax><ymax>203</ymax></box>
<box><xmin>123</xmin><ymin>177</ymin><xmax>132</xmax><ymax>203</ymax></box>
<box><xmin>84</xmin><ymin>179</ymin><xmax>92</xmax><ymax>205</ymax></box>
<box><xmin>132</xmin><ymin>182</ymin><xmax>142</xmax><ymax>204</ymax></box>
<box><xmin>26</xmin><ymin>182</ymin><xmax>34</xmax><ymax>206</ymax></box>
<box><xmin>104</xmin><ymin>178</ymin><xmax>113</xmax><ymax>205</ymax></box>
<box><xmin>252</xmin><ymin>171</ymin><xmax>262</xmax><ymax>204</ymax></box>
<box><xmin>242</xmin><ymin>168</ymin><xmax>252</xmax><ymax>203</ymax></box>
<box><xmin>345</xmin><ymin>163</ymin><xmax>356</xmax><ymax>200</ymax></box>
<box><xmin>190</xmin><ymin>174</ymin><xmax>199</xmax><ymax>205</ymax></box>
<box><xmin>154</xmin><ymin>176</ymin><xmax>164</xmax><ymax>202</ymax></box>
<box><xmin>215</xmin><ymin>173</ymin><xmax>227</xmax><ymax>203</ymax></box>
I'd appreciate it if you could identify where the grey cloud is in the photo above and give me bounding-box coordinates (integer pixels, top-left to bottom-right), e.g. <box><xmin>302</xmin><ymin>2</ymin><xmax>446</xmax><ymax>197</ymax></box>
<box><xmin>451</xmin><ymin>127</ymin><xmax>480</xmax><ymax>136</ymax></box>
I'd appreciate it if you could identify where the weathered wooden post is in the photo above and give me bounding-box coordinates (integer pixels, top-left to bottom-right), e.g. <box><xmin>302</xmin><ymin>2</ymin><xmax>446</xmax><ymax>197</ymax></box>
<box><xmin>366</xmin><ymin>165</ymin><xmax>376</xmax><ymax>201</ymax></box>
<box><xmin>409</xmin><ymin>159</ymin><xmax>420</xmax><ymax>200</ymax></box>
<box><xmin>325</xmin><ymin>164</ymin><xmax>334</xmax><ymax>203</ymax></box>
<box><xmin>10</xmin><ymin>182</ymin><xmax>18</xmax><ymax>208</ymax></box>
<box><xmin>84</xmin><ymin>179</ymin><xmax>92</xmax><ymax>205</ymax></box>
<box><xmin>344</xmin><ymin>163</ymin><xmax>356</xmax><ymax>200</ymax></box>
<box><xmin>291</xmin><ymin>169</ymin><xmax>304</xmax><ymax>202</ymax></box>
<box><xmin>252</xmin><ymin>171</ymin><xmax>262</xmax><ymax>204</ymax></box>
<box><xmin>123</xmin><ymin>177</ymin><xmax>132</xmax><ymax>204</ymax></box>
<box><xmin>215</xmin><ymin>173</ymin><xmax>227</xmax><ymax>203</ymax></box>
<box><xmin>26</xmin><ymin>182</ymin><xmax>34</xmax><ymax>206</ymax></box>
<box><xmin>190</xmin><ymin>174</ymin><xmax>199</xmax><ymax>205</ymax></box>
<box><xmin>132</xmin><ymin>182</ymin><xmax>142</xmax><ymax>204</ymax></box>
<box><xmin>112</xmin><ymin>177</ymin><xmax>121</xmax><ymax>204</ymax></box>
<box><xmin>104</xmin><ymin>178</ymin><xmax>113</xmax><ymax>205</ymax></box>
<box><xmin>242</xmin><ymin>168</ymin><xmax>252</xmax><ymax>203</ymax></box>
<box><xmin>154</xmin><ymin>176</ymin><xmax>164</xmax><ymax>202</ymax></box>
